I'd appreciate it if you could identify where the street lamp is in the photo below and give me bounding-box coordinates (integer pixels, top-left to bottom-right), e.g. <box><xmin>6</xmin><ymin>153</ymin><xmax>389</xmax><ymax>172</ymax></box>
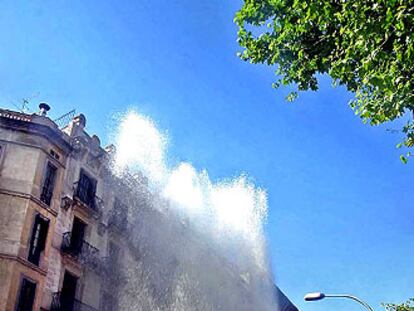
<box><xmin>304</xmin><ymin>292</ymin><xmax>374</xmax><ymax>311</ymax></box>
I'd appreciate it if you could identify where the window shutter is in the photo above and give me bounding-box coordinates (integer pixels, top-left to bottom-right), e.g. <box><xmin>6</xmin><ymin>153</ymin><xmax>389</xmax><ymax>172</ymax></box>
<box><xmin>28</xmin><ymin>214</ymin><xmax>49</xmax><ymax>266</ymax></box>
<box><xmin>38</xmin><ymin>218</ymin><xmax>49</xmax><ymax>253</ymax></box>
<box><xmin>40</xmin><ymin>163</ymin><xmax>57</xmax><ymax>205</ymax></box>
<box><xmin>87</xmin><ymin>178</ymin><xmax>97</xmax><ymax>208</ymax></box>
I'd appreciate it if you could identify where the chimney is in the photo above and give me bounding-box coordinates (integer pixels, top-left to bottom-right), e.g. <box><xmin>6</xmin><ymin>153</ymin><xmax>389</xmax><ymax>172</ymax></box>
<box><xmin>38</xmin><ymin>103</ymin><xmax>51</xmax><ymax>116</ymax></box>
<box><xmin>73</xmin><ymin>114</ymin><xmax>86</xmax><ymax>129</ymax></box>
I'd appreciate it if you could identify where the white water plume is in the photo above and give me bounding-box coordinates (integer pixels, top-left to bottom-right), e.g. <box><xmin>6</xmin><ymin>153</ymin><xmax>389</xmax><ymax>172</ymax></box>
<box><xmin>111</xmin><ymin>109</ymin><xmax>277</xmax><ymax>310</ymax></box>
<box><xmin>114</xmin><ymin>111</ymin><xmax>168</xmax><ymax>183</ymax></box>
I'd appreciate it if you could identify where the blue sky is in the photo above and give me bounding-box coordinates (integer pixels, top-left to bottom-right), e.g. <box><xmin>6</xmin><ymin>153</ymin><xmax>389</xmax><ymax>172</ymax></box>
<box><xmin>1</xmin><ymin>1</ymin><xmax>413</xmax><ymax>310</ymax></box>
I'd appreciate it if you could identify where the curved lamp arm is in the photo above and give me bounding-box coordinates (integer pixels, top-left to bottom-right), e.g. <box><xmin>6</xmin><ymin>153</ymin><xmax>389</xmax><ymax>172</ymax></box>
<box><xmin>325</xmin><ymin>294</ymin><xmax>374</xmax><ymax>311</ymax></box>
<box><xmin>304</xmin><ymin>292</ymin><xmax>374</xmax><ymax>311</ymax></box>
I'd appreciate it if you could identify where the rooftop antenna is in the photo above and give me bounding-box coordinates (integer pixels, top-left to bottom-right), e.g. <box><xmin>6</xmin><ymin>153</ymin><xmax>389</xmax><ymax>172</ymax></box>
<box><xmin>9</xmin><ymin>92</ymin><xmax>40</xmax><ymax>113</ymax></box>
<box><xmin>21</xmin><ymin>98</ymin><xmax>30</xmax><ymax>112</ymax></box>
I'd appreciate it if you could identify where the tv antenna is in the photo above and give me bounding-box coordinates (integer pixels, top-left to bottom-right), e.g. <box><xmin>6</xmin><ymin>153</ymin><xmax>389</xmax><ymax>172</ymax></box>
<box><xmin>9</xmin><ymin>92</ymin><xmax>40</xmax><ymax>113</ymax></box>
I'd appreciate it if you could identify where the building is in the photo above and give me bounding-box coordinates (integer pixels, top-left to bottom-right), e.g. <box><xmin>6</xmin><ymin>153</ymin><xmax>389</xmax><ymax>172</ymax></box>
<box><xmin>0</xmin><ymin>104</ymin><xmax>298</xmax><ymax>311</ymax></box>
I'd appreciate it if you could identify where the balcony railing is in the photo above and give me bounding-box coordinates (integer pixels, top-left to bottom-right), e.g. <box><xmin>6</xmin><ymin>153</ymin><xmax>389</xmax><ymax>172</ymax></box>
<box><xmin>72</xmin><ymin>182</ymin><xmax>103</xmax><ymax>215</ymax></box>
<box><xmin>61</xmin><ymin>232</ymin><xmax>100</xmax><ymax>270</ymax></box>
<box><xmin>101</xmin><ymin>257</ymin><xmax>127</xmax><ymax>285</ymax></box>
<box><xmin>51</xmin><ymin>292</ymin><xmax>98</xmax><ymax>311</ymax></box>
<box><xmin>107</xmin><ymin>211</ymin><xmax>128</xmax><ymax>233</ymax></box>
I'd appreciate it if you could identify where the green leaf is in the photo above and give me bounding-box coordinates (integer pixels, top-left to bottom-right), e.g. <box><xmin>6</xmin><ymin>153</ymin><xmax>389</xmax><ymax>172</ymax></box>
<box><xmin>235</xmin><ymin>0</ymin><xmax>414</xmax><ymax>160</ymax></box>
<box><xmin>400</xmin><ymin>155</ymin><xmax>408</xmax><ymax>164</ymax></box>
<box><xmin>286</xmin><ymin>92</ymin><xmax>298</xmax><ymax>102</ymax></box>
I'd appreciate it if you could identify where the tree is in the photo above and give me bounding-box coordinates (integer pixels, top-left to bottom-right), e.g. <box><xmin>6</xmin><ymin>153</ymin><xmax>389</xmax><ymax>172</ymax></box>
<box><xmin>384</xmin><ymin>298</ymin><xmax>414</xmax><ymax>311</ymax></box>
<box><xmin>235</xmin><ymin>0</ymin><xmax>414</xmax><ymax>160</ymax></box>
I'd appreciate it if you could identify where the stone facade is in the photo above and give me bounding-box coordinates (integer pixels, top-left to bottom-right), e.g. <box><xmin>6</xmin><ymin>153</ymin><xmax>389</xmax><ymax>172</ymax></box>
<box><xmin>0</xmin><ymin>107</ymin><xmax>111</xmax><ymax>311</ymax></box>
<box><xmin>0</xmin><ymin>105</ymin><xmax>298</xmax><ymax>311</ymax></box>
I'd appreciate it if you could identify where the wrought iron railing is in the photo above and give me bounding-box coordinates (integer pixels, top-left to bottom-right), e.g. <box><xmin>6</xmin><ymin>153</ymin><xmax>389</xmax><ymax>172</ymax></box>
<box><xmin>101</xmin><ymin>256</ymin><xmax>127</xmax><ymax>285</ymax></box>
<box><xmin>53</xmin><ymin>109</ymin><xmax>76</xmax><ymax>129</ymax></box>
<box><xmin>72</xmin><ymin>182</ymin><xmax>103</xmax><ymax>214</ymax></box>
<box><xmin>107</xmin><ymin>210</ymin><xmax>128</xmax><ymax>233</ymax></box>
<box><xmin>61</xmin><ymin>232</ymin><xmax>100</xmax><ymax>269</ymax></box>
<box><xmin>51</xmin><ymin>292</ymin><xmax>98</xmax><ymax>311</ymax></box>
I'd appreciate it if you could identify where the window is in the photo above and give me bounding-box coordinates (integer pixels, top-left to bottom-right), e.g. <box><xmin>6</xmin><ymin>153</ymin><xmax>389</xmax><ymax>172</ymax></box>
<box><xmin>50</xmin><ymin>149</ymin><xmax>60</xmax><ymax>160</ymax></box>
<box><xmin>70</xmin><ymin>217</ymin><xmax>86</xmax><ymax>255</ymax></box>
<box><xmin>110</xmin><ymin>198</ymin><xmax>128</xmax><ymax>228</ymax></box>
<box><xmin>40</xmin><ymin>162</ymin><xmax>57</xmax><ymax>206</ymax></box>
<box><xmin>109</xmin><ymin>242</ymin><xmax>120</xmax><ymax>266</ymax></box>
<box><xmin>62</xmin><ymin>217</ymin><xmax>86</xmax><ymax>256</ymax></box>
<box><xmin>106</xmin><ymin>242</ymin><xmax>122</xmax><ymax>281</ymax></box>
<box><xmin>60</xmin><ymin>271</ymin><xmax>78</xmax><ymax>311</ymax></box>
<box><xmin>16</xmin><ymin>277</ymin><xmax>37</xmax><ymax>311</ymax></box>
<box><xmin>28</xmin><ymin>214</ymin><xmax>49</xmax><ymax>266</ymax></box>
<box><xmin>76</xmin><ymin>169</ymin><xmax>97</xmax><ymax>209</ymax></box>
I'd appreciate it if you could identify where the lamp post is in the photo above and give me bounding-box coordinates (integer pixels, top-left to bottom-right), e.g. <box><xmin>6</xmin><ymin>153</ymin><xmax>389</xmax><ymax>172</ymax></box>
<box><xmin>304</xmin><ymin>292</ymin><xmax>374</xmax><ymax>311</ymax></box>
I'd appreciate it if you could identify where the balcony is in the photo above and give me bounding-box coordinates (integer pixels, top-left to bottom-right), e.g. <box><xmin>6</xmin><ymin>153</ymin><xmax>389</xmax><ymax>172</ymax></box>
<box><xmin>101</xmin><ymin>256</ymin><xmax>127</xmax><ymax>285</ymax></box>
<box><xmin>107</xmin><ymin>211</ymin><xmax>128</xmax><ymax>233</ymax></box>
<box><xmin>72</xmin><ymin>181</ymin><xmax>103</xmax><ymax>218</ymax></box>
<box><xmin>61</xmin><ymin>232</ymin><xmax>100</xmax><ymax>270</ymax></box>
<box><xmin>51</xmin><ymin>292</ymin><xmax>98</xmax><ymax>311</ymax></box>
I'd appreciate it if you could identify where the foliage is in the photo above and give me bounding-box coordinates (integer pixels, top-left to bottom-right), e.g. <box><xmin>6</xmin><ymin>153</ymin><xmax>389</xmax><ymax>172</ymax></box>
<box><xmin>384</xmin><ymin>298</ymin><xmax>414</xmax><ymax>311</ymax></box>
<box><xmin>235</xmin><ymin>0</ymin><xmax>414</xmax><ymax>157</ymax></box>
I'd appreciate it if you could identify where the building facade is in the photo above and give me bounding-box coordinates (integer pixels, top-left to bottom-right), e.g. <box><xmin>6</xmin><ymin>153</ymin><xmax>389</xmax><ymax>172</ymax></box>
<box><xmin>0</xmin><ymin>105</ymin><xmax>298</xmax><ymax>311</ymax></box>
<box><xmin>0</xmin><ymin>105</ymin><xmax>124</xmax><ymax>311</ymax></box>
